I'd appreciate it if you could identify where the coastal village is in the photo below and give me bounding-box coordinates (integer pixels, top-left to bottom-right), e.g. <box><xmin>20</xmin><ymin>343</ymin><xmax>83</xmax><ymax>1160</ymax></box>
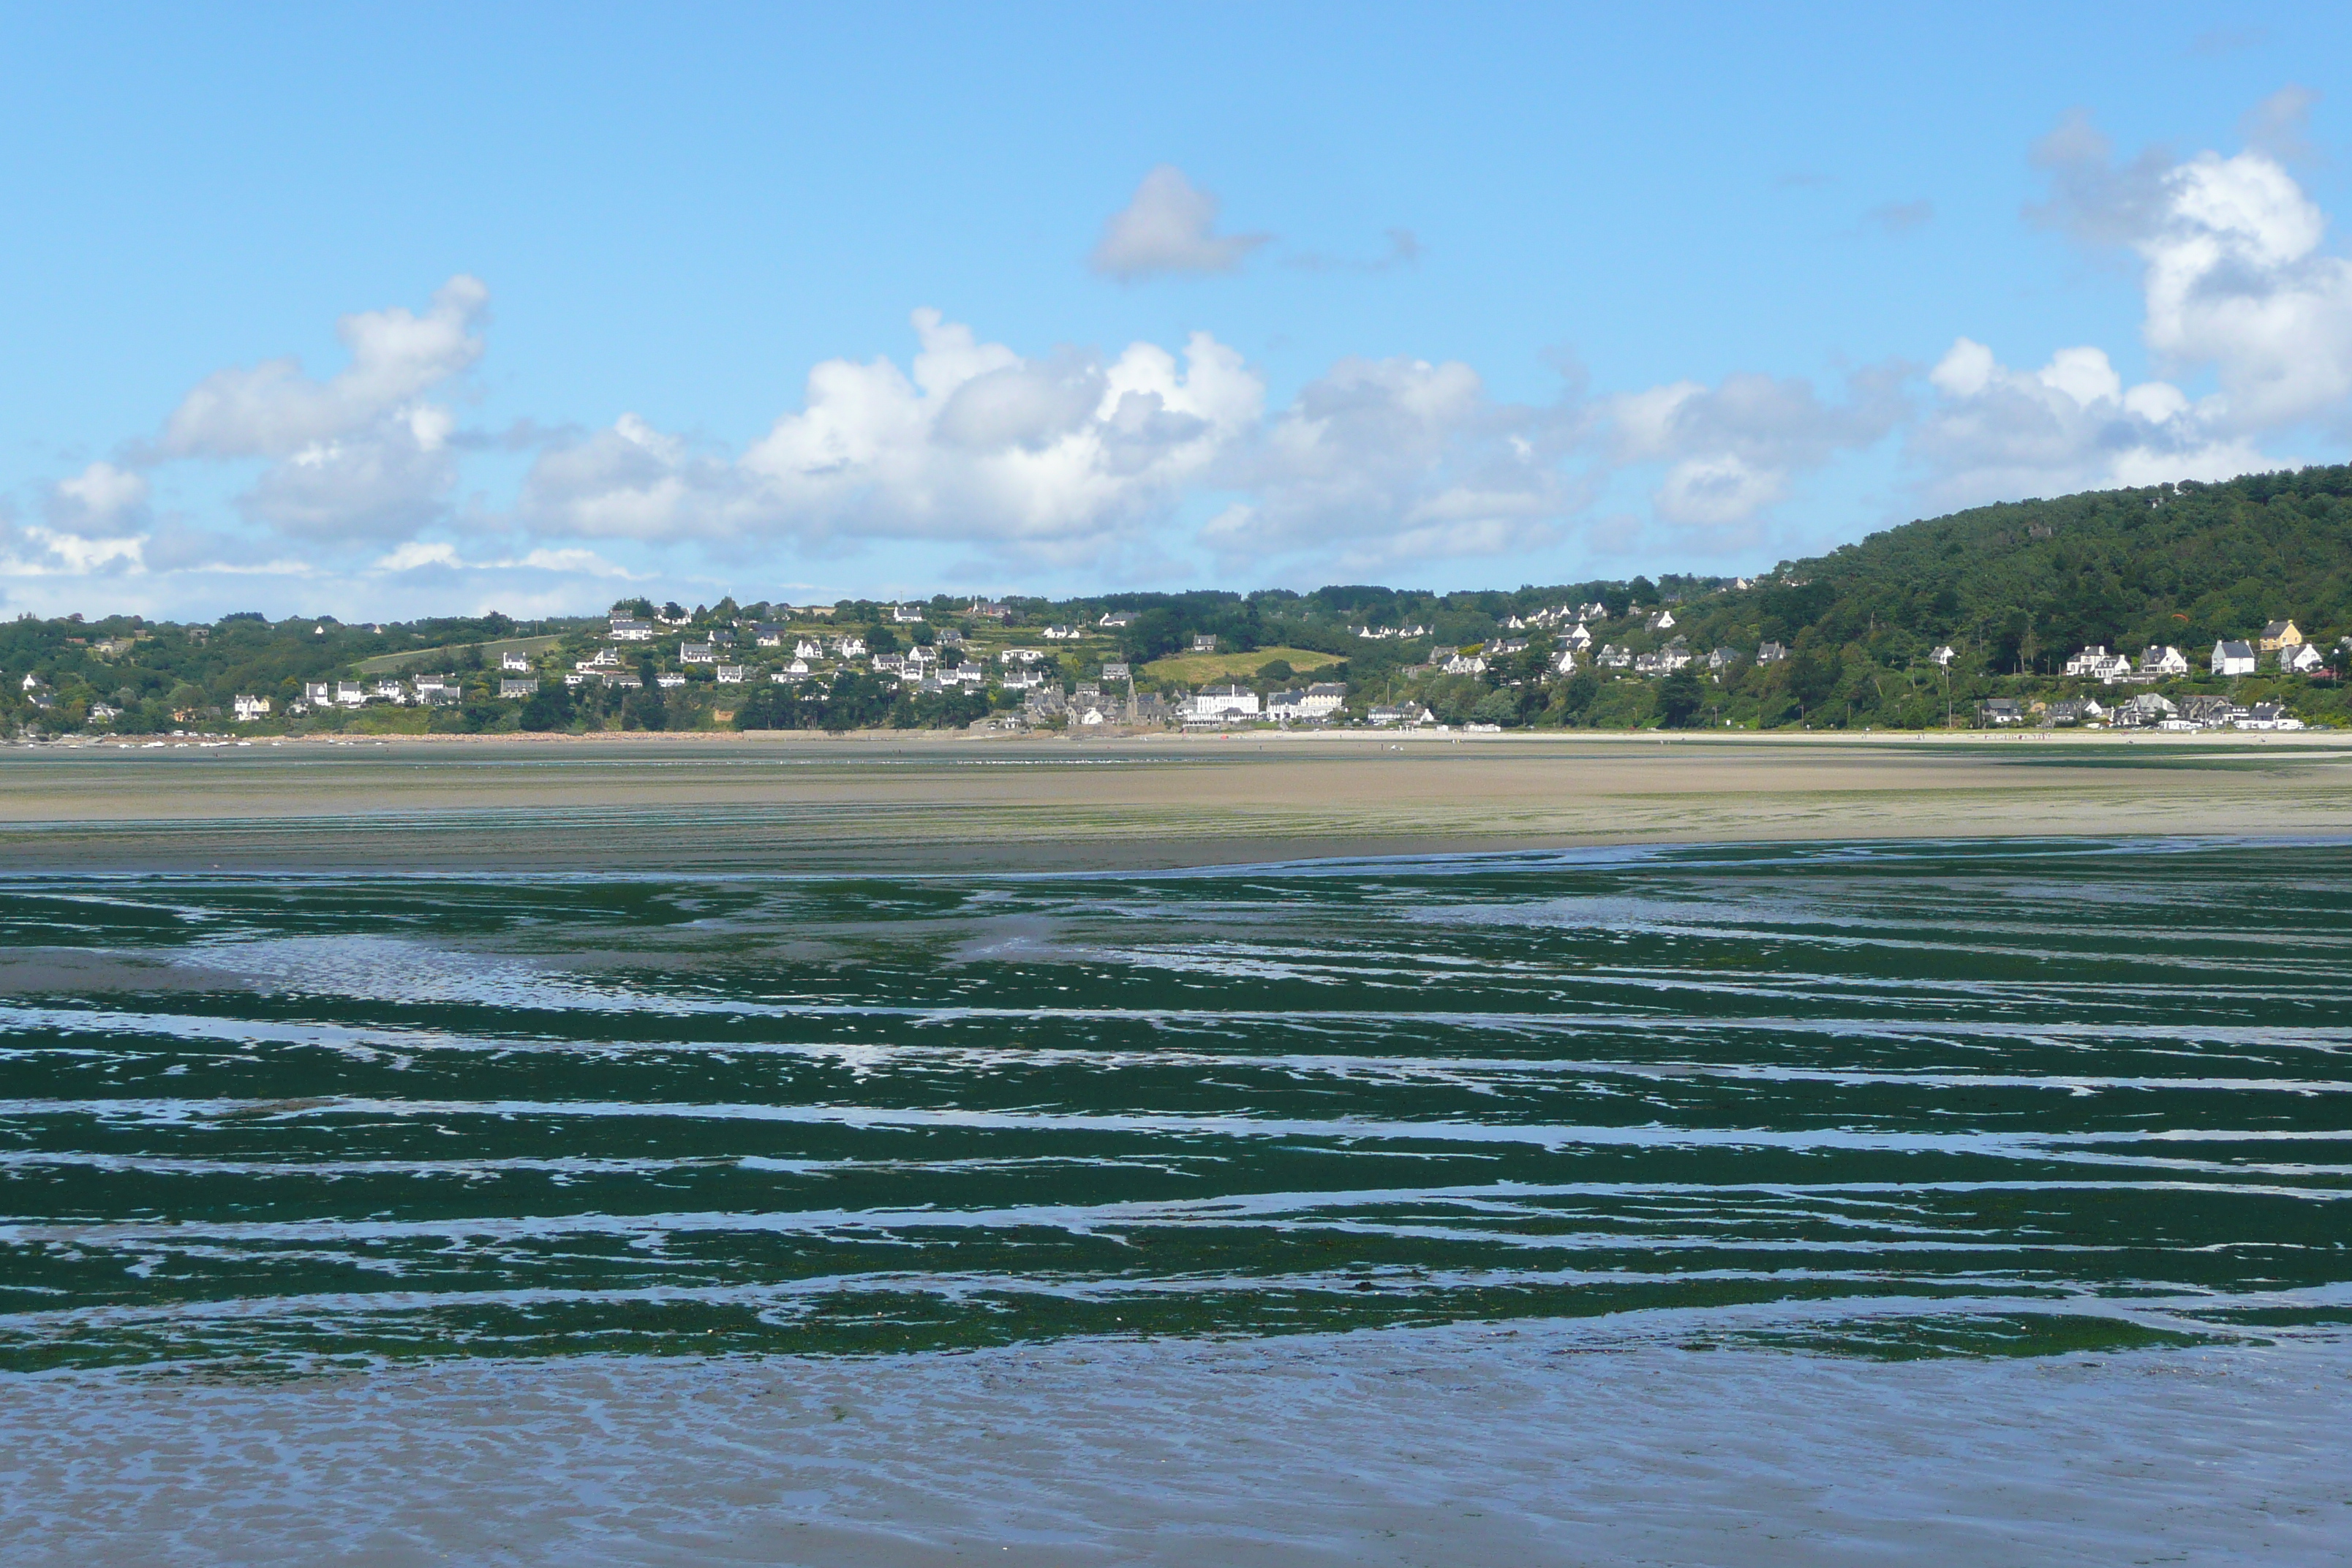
<box><xmin>4</xmin><ymin>578</ymin><xmax>2342</xmax><ymax>741</ymax></box>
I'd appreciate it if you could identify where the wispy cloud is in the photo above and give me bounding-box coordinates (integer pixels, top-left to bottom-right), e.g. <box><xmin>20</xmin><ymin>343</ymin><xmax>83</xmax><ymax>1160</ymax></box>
<box><xmin>1088</xmin><ymin>166</ymin><xmax>1270</xmax><ymax>282</ymax></box>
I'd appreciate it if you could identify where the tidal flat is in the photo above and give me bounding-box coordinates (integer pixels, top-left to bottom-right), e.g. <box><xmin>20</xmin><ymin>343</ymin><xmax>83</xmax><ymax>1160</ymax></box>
<box><xmin>2</xmin><ymin>742</ymin><xmax>2348</xmax><ymax>1562</ymax></box>
<box><xmin>1</xmin><ymin>727</ymin><xmax>2348</xmax><ymax>872</ymax></box>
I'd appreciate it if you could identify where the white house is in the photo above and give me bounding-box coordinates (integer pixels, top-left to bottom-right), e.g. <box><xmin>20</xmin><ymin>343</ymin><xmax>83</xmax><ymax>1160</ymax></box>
<box><xmin>1098</xmin><ymin>610</ymin><xmax>1138</xmax><ymax>627</ymax></box>
<box><xmin>715</xmin><ymin>664</ymin><xmax>746</xmax><ymax>684</ymax></box>
<box><xmin>1101</xmin><ymin>661</ymin><xmax>1131</xmax><ymax>682</ymax></box>
<box><xmin>656</xmin><ymin>672</ymin><xmax>685</xmax><ymax>688</ymax></box>
<box><xmin>1042</xmin><ymin>625</ymin><xmax>1082</xmax><ymax>641</ymax></box>
<box><xmin>233</xmin><ymin>694</ymin><xmax>271</xmax><ymax>721</ymax></box>
<box><xmin>999</xmin><ymin>670</ymin><xmax>1045</xmax><ymax>690</ymax></box>
<box><xmin>1553</xmin><ymin>649</ymin><xmax>1579</xmax><ymax>674</ymax></box>
<box><xmin>794</xmin><ymin>638</ymin><xmax>824</xmax><ymax>660</ymax></box>
<box><xmin>2282</xmin><ymin>642</ymin><xmax>2325</xmax><ymax>674</ymax></box>
<box><xmin>998</xmin><ymin>647</ymin><xmax>1045</xmax><ymax>666</ymax></box>
<box><xmin>679</xmin><ymin>641</ymin><xmax>715</xmax><ymax>664</ymax></box>
<box><xmin>2062</xmin><ymin>646</ymin><xmax>2133</xmax><ymax>684</ymax></box>
<box><xmin>2138</xmin><ymin>644</ymin><xmax>2190</xmax><ymax>677</ymax></box>
<box><xmin>1266</xmin><ymin>682</ymin><xmax>1345</xmax><ymax>723</ymax></box>
<box><xmin>303</xmin><ymin>682</ymin><xmax>333</xmax><ymax>706</ymax></box>
<box><xmin>1563</xmin><ymin>624</ymin><xmax>1594</xmax><ymax>652</ymax></box>
<box><xmin>500</xmin><ymin>651</ymin><xmax>530</xmax><ymax>672</ymax></box>
<box><xmin>499</xmin><ymin>678</ymin><xmax>538</xmax><ymax>698</ymax></box>
<box><xmin>1188</xmin><ymin>683</ymin><xmax>1259</xmax><ymax>720</ymax></box>
<box><xmin>371</xmin><ymin>678</ymin><xmax>407</xmax><ymax>703</ymax></box>
<box><xmin>2212</xmin><ymin>640</ymin><xmax>2257</xmax><ymax>676</ymax></box>
<box><xmin>1368</xmin><ymin>703</ymin><xmax>1431</xmax><ymax>727</ymax></box>
<box><xmin>609</xmin><ymin>619</ymin><xmax>654</xmax><ymax>641</ymax></box>
<box><xmin>892</xmin><ymin>604</ymin><xmax>926</xmax><ymax>623</ymax></box>
<box><xmin>1191</xmin><ymin>633</ymin><xmax>1218</xmax><ymax>653</ymax></box>
<box><xmin>834</xmin><ymin>635</ymin><xmax>867</xmax><ymax>657</ymax></box>
<box><xmin>1929</xmin><ymin>644</ymin><xmax>1956</xmax><ymax>667</ymax></box>
<box><xmin>1756</xmin><ymin>641</ymin><xmax>1788</xmax><ymax>664</ymax></box>
<box><xmin>1645</xmin><ymin>609</ymin><xmax>1676</xmax><ymax>631</ymax></box>
<box><xmin>1442</xmin><ymin>652</ymin><xmax>1488</xmax><ymax>676</ymax></box>
<box><xmin>413</xmin><ymin>674</ymin><xmax>459</xmax><ymax>705</ymax></box>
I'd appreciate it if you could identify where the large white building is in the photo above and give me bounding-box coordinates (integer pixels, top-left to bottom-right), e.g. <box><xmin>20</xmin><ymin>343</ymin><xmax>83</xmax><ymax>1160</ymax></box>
<box><xmin>1188</xmin><ymin>683</ymin><xmax>1259</xmax><ymax>721</ymax></box>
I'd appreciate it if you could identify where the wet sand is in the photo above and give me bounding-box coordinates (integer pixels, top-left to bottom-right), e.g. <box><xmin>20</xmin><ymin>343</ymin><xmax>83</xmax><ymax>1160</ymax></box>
<box><xmin>7</xmin><ymin>1320</ymin><xmax>2346</xmax><ymax>1567</ymax></box>
<box><xmin>2</xmin><ymin>730</ymin><xmax>2348</xmax><ymax>872</ymax></box>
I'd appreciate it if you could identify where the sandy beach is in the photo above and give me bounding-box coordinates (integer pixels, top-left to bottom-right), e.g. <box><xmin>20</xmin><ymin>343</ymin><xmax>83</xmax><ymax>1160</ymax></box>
<box><xmin>2</xmin><ymin>728</ymin><xmax>2348</xmax><ymax>872</ymax></box>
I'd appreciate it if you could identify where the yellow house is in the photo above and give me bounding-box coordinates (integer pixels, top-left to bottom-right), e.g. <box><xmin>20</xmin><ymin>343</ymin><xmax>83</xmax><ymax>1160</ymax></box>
<box><xmin>2259</xmin><ymin>619</ymin><xmax>2303</xmax><ymax>652</ymax></box>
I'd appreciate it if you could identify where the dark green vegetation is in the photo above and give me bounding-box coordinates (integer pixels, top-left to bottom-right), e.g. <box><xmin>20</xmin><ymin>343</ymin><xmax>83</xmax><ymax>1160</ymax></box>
<box><xmin>4</xmin><ymin>466</ymin><xmax>2347</xmax><ymax>736</ymax></box>
<box><xmin>1</xmin><ymin>837</ymin><xmax>2345</xmax><ymax>1371</ymax></box>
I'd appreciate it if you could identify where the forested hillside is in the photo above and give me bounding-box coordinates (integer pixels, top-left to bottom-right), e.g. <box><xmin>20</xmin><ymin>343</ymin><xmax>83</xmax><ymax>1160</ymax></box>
<box><xmin>1693</xmin><ymin>464</ymin><xmax>2351</xmax><ymax>676</ymax></box>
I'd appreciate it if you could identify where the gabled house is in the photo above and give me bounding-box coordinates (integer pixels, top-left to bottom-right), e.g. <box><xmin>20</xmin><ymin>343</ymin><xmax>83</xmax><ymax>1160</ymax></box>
<box><xmin>501</xmin><ymin>651</ymin><xmax>530</xmax><ymax>672</ymax></box>
<box><xmin>655</xmin><ymin>672</ymin><xmax>685</xmax><ymax>688</ymax></box>
<box><xmin>1597</xmin><ymin>644</ymin><xmax>1632</xmax><ymax>670</ymax></box>
<box><xmin>303</xmin><ymin>682</ymin><xmax>333</xmax><ymax>706</ymax></box>
<box><xmin>1645</xmin><ymin>609</ymin><xmax>1676</xmax><ymax>631</ymax></box>
<box><xmin>2211</xmin><ymin>641</ymin><xmax>2257</xmax><ymax>676</ymax></box>
<box><xmin>2114</xmin><ymin>692</ymin><xmax>2176</xmax><ymax>727</ymax></box>
<box><xmin>1978</xmin><ymin>698</ymin><xmax>2026</xmax><ymax>725</ymax></box>
<box><xmin>679</xmin><ymin>641</ymin><xmax>715</xmax><ymax>664</ymax></box>
<box><xmin>1929</xmin><ymin>645</ymin><xmax>1956</xmax><ymax>667</ymax></box>
<box><xmin>233</xmin><ymin>694</ymin><xmax>271</xmax><ymax>722</ymax></box>
<box><xmin>715</xmin><ymin>665</ymin><xmax>746</xmax><ymax>684</ymax></box>
<box><xmin>2138</xmin><ymin>644</ymin><xmax>2190</xmax><ymax>677</ymax></box>
<box><xmin>968</xmin><ymin>600</ymin><xmax>1010</xmax><ymax>620</ymax></box>
<box><xmin>834</xmin><ymin>635</ymin><xmax>867</xmax><ymax>657</ymax></box>
<box><xmin>1041</xmin><ymin>625</ymin><xmax>1082</xmax><ymax>641</ymax></box>
<box><xmin>1708</xmin><ymin>647</ymin><xmax>1742</xmax><ymax>673</ymax></box>
<box><xmin>1442</xmin><ymin>651</ymin><xmax>1488</xmax><ymax>676</ymax></box>
<box><xmin>1101</xmin><ymin>661</ymin><xmax>1131</xmax><ymax>682</ymax></box>
<box><xmin>609</xmin><ymin>619</ymin><xmax>654</xmax><ymax>641</ymax></box>
<box><xmin>499</xmin><ymin>678</ymin><xmax>538</xmax><ymax>698</ymax></box>
<box><xmin>1191</xmin><ymin>633</ymin><xmax>1218</xmax><ymax>653</ymax></box>
<box><xmin>754</xmin><ymin>624</ymin><xmax>785</xmax><ymax>647</ymax></box>
<box><xmin>1756</xmin><ymin>641</ymin><xmax>1789</xmax><ymax>664</ymax></box>
<box><xmin>2258</xmin><ymin>619</ymin><xmax>2302</xmax><ymax>652</ymax></box>
<box><xmin>2062</xmin><ymin>646</ymin><xmax>2133</xmax><ymax>683</ymax></box>
<box><xmin>1098</xmin><ymin>610</ymin><xmax>1137</xmax><ymax>627</ymax></box>
<box><xmin>2180</xmin><ymin>695</ymin><xmax>2243</xmax><ymax>728</ymax></box>
<box><xmin>2281</xmin><ymin>642</ymin><xmax>2325</xmax><ymax>674</ymax></box>
<box><xmin>1563</xmin><ymin>624</ymin><xmax>1594</xmax><ymax>651</ymax></box>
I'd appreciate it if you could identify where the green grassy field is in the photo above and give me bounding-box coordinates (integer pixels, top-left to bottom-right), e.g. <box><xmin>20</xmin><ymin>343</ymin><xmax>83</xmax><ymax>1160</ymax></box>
<box><xmin>1140</xmin><ymin>646</ymin><xmax>1346</xmax><ymax>685</ymax></box>
<box><xmin>355</xmin><ymin>635</ymin><xmax>568</xmax><ymax>675</ymax></box>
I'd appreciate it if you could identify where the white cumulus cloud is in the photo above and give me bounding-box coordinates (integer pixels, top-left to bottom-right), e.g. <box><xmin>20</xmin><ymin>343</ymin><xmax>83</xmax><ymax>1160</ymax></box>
<box><xmin>154</xmin><ymin>276</ymin><xmax>487</xmax><ymax>540</ymax></box>
<box><xmin>522</xmin><ymin>309</ymin><xmax>1262</xmax><ymax>568</ymax></box>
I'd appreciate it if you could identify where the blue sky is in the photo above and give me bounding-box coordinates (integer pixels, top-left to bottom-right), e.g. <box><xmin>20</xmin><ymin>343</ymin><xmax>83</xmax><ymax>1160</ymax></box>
<box><xmin>4</xmin><ymin>2</ymin><xmax>2348</xmax><ymax>619</ymax></box>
